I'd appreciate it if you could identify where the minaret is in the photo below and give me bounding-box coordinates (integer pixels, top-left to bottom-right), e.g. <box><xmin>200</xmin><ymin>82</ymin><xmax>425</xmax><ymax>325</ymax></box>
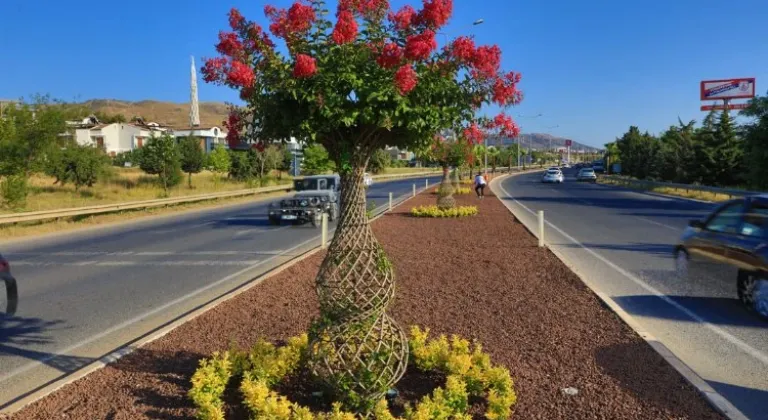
<box><xmin>190</xmin><ymin>55</ymin><xmax>200</xmax><ymax>127</ymax></box>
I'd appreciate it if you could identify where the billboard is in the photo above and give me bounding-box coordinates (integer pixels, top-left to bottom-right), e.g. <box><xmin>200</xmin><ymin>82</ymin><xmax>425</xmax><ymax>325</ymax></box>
<box><xmin>700</xmin><ymin>78</ymin><xmax>755</xmax><ymax>101</ymax></box>
<box><xmin>701</xmin><ymin>103</ymin><xmax>749</xmax><ymax>111</ymax></box>
<box><xmin>564</xmin><ymin>139</ymin><xmax>572</xmax><ymax>147</ymax></box>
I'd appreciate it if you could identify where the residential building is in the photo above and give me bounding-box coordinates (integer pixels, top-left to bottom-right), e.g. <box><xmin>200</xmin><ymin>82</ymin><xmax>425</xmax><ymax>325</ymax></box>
<box><xmin>70</xmin><ymin>121</ymin><xmax>168</xmax><ymax>156</ymax></box>
<box><xmin>170</xmin><ymin>126</ymin><xmax>228</xmax><ymax>152</ymax></box>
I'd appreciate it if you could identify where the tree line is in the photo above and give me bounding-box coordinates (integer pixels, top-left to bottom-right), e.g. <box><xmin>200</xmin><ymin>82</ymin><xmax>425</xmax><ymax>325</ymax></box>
<box><xmin>605</xmin><ymin>92</ymin><xmax>768</xmax><ymax>190</ymax></box>
<box><xmin>0</xmin><ymin>97</ymin><xmax>410</xmax><ymax>209</ymax></box>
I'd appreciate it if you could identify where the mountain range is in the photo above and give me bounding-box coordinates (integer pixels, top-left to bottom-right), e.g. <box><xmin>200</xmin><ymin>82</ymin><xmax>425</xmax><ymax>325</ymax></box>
<box><xmin>80</xmin><ymin>99</ymin><xmax>600</xmax><ymax>152</ymax></box>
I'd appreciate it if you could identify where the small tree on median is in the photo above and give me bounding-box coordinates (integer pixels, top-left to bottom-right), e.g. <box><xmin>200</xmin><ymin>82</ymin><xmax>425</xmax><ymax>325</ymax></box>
<box><xmin>207</xmin><ymin>144</ymin><xmax>231</xmax><ymax>186</ymax></box>
<box><xmin>179</xmin><ymin>136</ymin><xmax>205</xmax><ymax>188</ymax></box>
<box><xmin>139</xmin><ymin>133</ymin><xmax>183</xmax><ymax>194</ymax></box>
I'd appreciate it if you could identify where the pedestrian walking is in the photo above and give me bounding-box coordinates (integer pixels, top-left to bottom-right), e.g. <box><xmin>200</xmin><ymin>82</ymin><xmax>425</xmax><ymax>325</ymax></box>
<box><xmin>474</xmin><ymin>172</ymin><xmax>487</xmax><ymax>199</ymax></box>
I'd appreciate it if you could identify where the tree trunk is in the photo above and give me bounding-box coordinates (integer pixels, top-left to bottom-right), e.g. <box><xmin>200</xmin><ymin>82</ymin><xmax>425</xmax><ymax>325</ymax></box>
<box><xmin>188</xmin><ymin>172</ymin><xmax>192</xmax><ymax>189</ymax></box>
<box><xmin>309</xmin><ymin>167</ymin><xmax>408</xmax><ymax>412</ymax></box>
<box><xmin>437</xmin><ymin>165</ymin><xmax>456</xmax><ymax>209</ymax></box>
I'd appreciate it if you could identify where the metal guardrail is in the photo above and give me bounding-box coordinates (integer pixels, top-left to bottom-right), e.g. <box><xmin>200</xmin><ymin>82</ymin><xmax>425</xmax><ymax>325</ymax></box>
<box><xmin>600</xmin><ymin>175</ymin><xmax>763</xmax><ymax>199</ymax></box>
<box><xmin>0</xmin><ymin>170</ymin><xmax>442</xmax><ymax>226</ymax></box>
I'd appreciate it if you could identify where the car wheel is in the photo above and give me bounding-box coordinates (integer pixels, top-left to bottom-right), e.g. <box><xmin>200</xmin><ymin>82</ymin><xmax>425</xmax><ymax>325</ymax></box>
<box><xmin>737</xmin><ymin>271</ymin><xmax>768</xmax><ymax>318</ymax></box>
<box><xmin>674</xmin><ymin>248</ymin><xmax>689</xmax><ymax>279</ymax></box>
<box><xmin>3</xmin><ymin>275</ymin><xmax>18</xmax><ymax>316</ymax></box>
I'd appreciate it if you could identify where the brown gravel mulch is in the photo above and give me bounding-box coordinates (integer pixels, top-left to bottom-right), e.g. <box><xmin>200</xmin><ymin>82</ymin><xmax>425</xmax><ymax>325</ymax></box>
<box><xmin>7</xmin><ymin>187</ymin><xmax>722</xmax><ymax>419</ymax></box>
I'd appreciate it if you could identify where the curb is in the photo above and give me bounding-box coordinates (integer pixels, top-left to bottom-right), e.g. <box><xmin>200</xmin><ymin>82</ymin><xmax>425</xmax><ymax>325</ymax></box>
<box><xmin>0</xmin><ymin>179</ymin><xmax>432</xmax><ymax>415</ymax></box>
<box><xmin>490</xmin><ymin>173</ymin><xmax>749</xmax><ymax>420</ymax></box>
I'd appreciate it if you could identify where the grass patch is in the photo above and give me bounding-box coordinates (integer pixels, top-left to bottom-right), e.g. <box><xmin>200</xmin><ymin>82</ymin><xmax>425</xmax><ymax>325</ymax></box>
<box><xmin>598</xmin><ymin>177</ymin><xmax>737</xmax><ymax>202</ymax></box>
<box><xmin>1</xmin><ymin>168</ymin><xmax>292</xmax><ymax>215</ymax></box>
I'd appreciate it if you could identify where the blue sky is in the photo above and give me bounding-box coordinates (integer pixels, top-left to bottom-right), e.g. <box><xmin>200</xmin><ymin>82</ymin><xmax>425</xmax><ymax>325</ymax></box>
<box><xmin>1</xmin><ymin>0</ymin><xmax>766</xmax><ymax>148</ymax></box>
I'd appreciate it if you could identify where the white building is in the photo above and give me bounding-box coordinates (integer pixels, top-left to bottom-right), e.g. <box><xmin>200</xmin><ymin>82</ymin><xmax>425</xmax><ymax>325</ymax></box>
<box><xmin>169</xmin><ymin>126</ymin><xmax>228</xmax><ymax>152</ymax></box>
<box><xmin>73</xmin><ymin>122</ymin><xmax>168</xmax><ymax>156</ymax></box>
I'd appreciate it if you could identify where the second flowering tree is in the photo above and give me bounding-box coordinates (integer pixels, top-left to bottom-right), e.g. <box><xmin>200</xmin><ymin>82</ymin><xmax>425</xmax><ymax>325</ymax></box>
<box><xmin>203</xmin><ymin>0</ymin><xmax>523</xmax><ymax>413</ymax></box>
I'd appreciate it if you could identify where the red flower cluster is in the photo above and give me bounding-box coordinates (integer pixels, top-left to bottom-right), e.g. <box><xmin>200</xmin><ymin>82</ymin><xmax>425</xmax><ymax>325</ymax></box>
<box><xmin>404</xmin><ymin>30</ymin><xmax>437</xmax><ymax>60</ymax></box>
<box><xmin>293</xmin><ymin>54</ymin><xmax>318</xmax><ymax>78</ymax></box>
<box><xmin>228</xmin><ymin>8</ymin><xmax>245</xmax><ymax>31</ymax></box>
<box><xmin>376</xmin><ymin>42</ymin><xmax>403</xmax><ymax>69</ymax></box>
<box><xmin>394</xmin><ymin>65</ymin><xmax>418</xmax><ymax>95</ymax></box>
<box><xmin>264</xmin><ymin>1</ymin><xmax>315</xmax><ymax>39</ymax></box>
<box><xmin>216</xmin><ymin>31</ymin><xmax>244</xmax><ymax>58</ymax></box>
<box><xmin>224</xmin><ymin>111</ymin><xmax>243</xmax><ymax>148</ymax></box>
<box><xmin>246</xmin><ymin>23</ymin><xmax>276</xmax><ymax>53</ymax></box>
<box><xmin>388</xmin><ymin>5</ymin><xmax>416</xmax><ymax>31</ymax></box>
<box><xmin>491</xmin><ymin>113</ymin><xmax>520</xmax><ymax>137</ymax></box>
<box><xmin>201</xmin><ymin>57</ymin><xmax>228</xmax><ymax>83</ymax></box>
<box><xmin>463</xmin><ymin>122</ymin><xmax>484</xmax><ymax>144</ymax></box>
<box><xmin>332</xmin><ymin>10</ymin><xmax>358</xmax><ymax>44</ymax></box>
<box><xmin>227</xmin><ymin>60</ymin><xmax>255</xmax><ymax>88</ymax></box>
<box><xmin>492</xmin><ymin>71</ymin><xmax>523</xmax><ymax>106</ymax></box>
<box><xmin>449</xmin><ymin>36</ymin><xmax>475</xmax><ymax>62</ymax></box>
<box><xmin>471</xmin><ymin>44</ymin><xmax>501</xmax><ymax>79</ymax></box>
<box><xmin>414</xmin><ymin>0</ymin><xmax>452</xmax><ymax>29</ymax></box>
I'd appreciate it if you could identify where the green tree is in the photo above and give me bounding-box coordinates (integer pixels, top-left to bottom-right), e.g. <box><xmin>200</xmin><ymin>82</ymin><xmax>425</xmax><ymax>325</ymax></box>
<box><xmin>487</xmin><ymin>146</ymin><xmax>501</xmax><ymax>173</ymax></box>
<box><xmin>279</xmin><ymin>146</ymin><xmax>294</xmax><ymax>178</ymax></box>
<box><xmin>228</xmin><ymin>150</ymin><xmax>253</xmax><ymax>181</ymax></box>
<box><xmin>367</xmin><ymin>149</ymin><xmax>391</xmax><ymax>174</ymax></box>
<box><xmin>45</xmin><ymin>144</ymin><xmax>109</xmax><ymax>190</ymax></box>
<box><xmin>741</xmin><ymin>92</ymin><xmax>768</xmax><ymax>189</ymax></box>
<box><xmin>250</xmin><ymin>144</ymin><xmax>283</xmax><ymax>185</ymax></box>
<box><xmin>615</xmin><ymin>126</ymin><xmax>659</xmax><ymax>179</ymax></box>
<box><xmin>138</xmin><ymin>133</ymin><xmax>182</xmax><ymax>193</ymax></box>
<box><xmin>179</xmin><ymin>137</ymin><xmax>205</xmax><ymax>188</ymax></box>
<box><xmin>301</xmin><ymin>144</ymin><xmax>332</xmax><ymax>175</ymax></box>
<box><xmin>207</xmin><ymin>144</ymin><xmax>231</xmax><ymax>186</ymax></box>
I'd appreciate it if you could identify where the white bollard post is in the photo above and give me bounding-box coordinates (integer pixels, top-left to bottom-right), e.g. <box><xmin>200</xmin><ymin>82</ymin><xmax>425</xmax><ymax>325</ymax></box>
<box><xmin>425</xmin><ymin>179</ymin><xmax>429</xmax><ymax>189</ymax></box>
<box><xmin>538</xmin><ymin>210</ymin><xmax>545</xmax><ymax>247</ymax></box>
<box><xmin>321</xmin><ymin>213</ymin><xmax>328</xmax><ymax>249</ymax></box>
<box><xmin>389</xmin><ymin>192</ymin><xmax>393</xmax><ymax>211</ymax></box>
<box><xmin>413</xmin><ymin>184</ymin><xmax>416</xmax><ymax>197</ymax></box>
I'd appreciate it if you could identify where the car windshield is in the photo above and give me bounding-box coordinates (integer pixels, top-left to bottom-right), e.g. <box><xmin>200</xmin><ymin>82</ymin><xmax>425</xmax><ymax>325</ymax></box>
<box><xmin>294</xmin><ymin>177</ymin><xmax>336</xmax><ymax>191</ymax></box>
<box><xmin>546</xmin><ymin>170</ymin><xmax>559</xmax><ymax>175</ymax></box>
<box><xmin>582</xmin><ymin>169</ymin><xmax>594</xmax><ymax>173</ymax></box>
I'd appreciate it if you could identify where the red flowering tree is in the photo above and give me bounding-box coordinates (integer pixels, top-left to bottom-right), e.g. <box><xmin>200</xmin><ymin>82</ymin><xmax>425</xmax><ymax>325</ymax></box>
<box><xmin>203</xmin><ymin>0</ymin><xmax>523</xmax><ymax>412</ymax></box>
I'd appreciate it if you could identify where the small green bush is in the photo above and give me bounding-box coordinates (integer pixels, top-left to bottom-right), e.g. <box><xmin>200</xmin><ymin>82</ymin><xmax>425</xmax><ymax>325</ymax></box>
<box><xmin>0</xmin><ymin>175</ymin><xmax>28</xmax><ymax>209</ymax></box>
<box><xmin>410</xmin><ymin>205</ymin><xmax>478</xmax><ymax>218</ymax></box>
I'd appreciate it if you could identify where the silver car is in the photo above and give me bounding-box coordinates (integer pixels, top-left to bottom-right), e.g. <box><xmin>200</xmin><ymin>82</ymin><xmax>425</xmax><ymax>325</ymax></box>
<box><xmin>542</xmin><ymin>169</ymin><xmax>564</xmax><ymax>183</ymax></box>
<box><xmin>576</xmin><ymin>168</ymin><xmax>597</xmax><ymax>182</ymax></box>
<box><xmin>674</xmin><ymin>196</ymin><xmax>768</xmax><ymax>318</ymax></box>
<box><xmin>1</xmin><ymin>253</ymin><xmax>18</xmax><ymax>315</ymax></box>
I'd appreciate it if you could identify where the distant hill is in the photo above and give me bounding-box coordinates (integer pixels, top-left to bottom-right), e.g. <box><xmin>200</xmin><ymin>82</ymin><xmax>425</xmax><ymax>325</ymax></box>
<box><xmin>487</xmin><ymin>133</ymin><xmax>600</xmax><ymax>153</ymax></box>
<box><xmin>77</xmin><ymin>99</ymin><xmax>600</xmax><ymax>151</ymax></box>
<box><xmin>80</xmin><ymin>99</ymin><xmax>230</xmax><ymax>128</ymax></box>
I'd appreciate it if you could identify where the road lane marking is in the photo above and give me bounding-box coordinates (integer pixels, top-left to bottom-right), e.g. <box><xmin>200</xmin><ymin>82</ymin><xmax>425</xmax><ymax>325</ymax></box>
<box><xmin>0</xmin><ymin>235</ymin><xmax>320</xmax><ymax>386</ymax></box>
<box><xmin>497</xmin><ymin>181</ymin><xmax>768</xmax><ymax>367</ymax></box>
<box><xmin>635</xmin><ymin>216</ymin><xmax>680</xmax><ymax>232</ymax></box>
<box><xmin>9</xmin><ymin>251</ymin><xmax>288</xmax><ymax>257</ymax></box>
<box><xmin>11</xmin><ymin>260</ymin><xmax>264</xmax><ymax>267</ymax></box>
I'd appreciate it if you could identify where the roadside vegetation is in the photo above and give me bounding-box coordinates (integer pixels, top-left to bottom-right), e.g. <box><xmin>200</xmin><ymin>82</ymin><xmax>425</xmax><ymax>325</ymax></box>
<box><xmin>0</xmin><ymin>98</ymin><xmax>437</xmax><ymax>216</ymax></box>
<box><xmin>603</xmin><ymin>91</ymin><xmax>768</xmax><ymax>193</ymax></box>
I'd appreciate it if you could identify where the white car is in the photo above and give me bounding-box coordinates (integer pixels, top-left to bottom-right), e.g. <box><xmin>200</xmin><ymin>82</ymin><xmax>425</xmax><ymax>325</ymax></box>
<box><xmin>363</xmin><ymin>172</ymin><xmax>373</xmax><ymax>187</ymax></box>
<box><xmin>542</xmin><ymin>169</ymin><xmax>564</xmax><ymax>183</ymax></box>
<box><xmin>576</xmin><ymin>167</ymin><xmax>597</xmax><ymax>182</ymax></box>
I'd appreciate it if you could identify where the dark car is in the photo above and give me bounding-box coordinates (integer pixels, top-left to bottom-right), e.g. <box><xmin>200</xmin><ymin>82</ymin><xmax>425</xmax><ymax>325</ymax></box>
<box><xmin>1</xmin><ymin>253</ymin><xmax>18</xmax><ymax>315</ymax></box>
<box><xmin>674</xmin><ymin>195</ymin><xmax>768</xmax><ymax>318</ymax></box>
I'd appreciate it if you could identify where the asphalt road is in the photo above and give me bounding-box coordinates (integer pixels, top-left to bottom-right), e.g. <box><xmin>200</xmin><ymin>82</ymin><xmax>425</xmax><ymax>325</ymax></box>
<box><xmin>496</xmin><ymin>168</ymin><xmax>768</xmax><ymax>420</ymax></box>
<box><xmin>0</xmin><ymin>174</ymin><xmax>441</xmax><ymax>409</ymax></box>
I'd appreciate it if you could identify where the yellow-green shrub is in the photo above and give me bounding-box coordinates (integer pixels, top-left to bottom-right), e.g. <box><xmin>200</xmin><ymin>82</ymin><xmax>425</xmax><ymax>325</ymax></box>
<box><xmin>410</xmin><ymin>205</ymin><xmax>478</xmax><ymax>218</ymax></box>
<box><xmin>189</xmin><ymin>327</ymin><xmax>516</xmax><ymax>419</ymax></box>
<box><xmin>454</xmin><ymin>187</ymin><xmax>472</xmax><ymax>195</ymax></box>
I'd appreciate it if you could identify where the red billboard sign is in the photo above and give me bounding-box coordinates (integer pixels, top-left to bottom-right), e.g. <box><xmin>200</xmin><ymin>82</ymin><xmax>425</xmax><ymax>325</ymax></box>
<box><xmin>564</xmin><ymin>139</ymin><xmax>572</xmax><ymax>147</ymax></box>
<box><xmin>700</xmin><ymin>103</ymin><xmax>749</xmax><ymax>111</ymax></box>
<box><xmin>700</xmin><ymin>78</ymin><xmax>756</xmax><ymax>101</ymax></box>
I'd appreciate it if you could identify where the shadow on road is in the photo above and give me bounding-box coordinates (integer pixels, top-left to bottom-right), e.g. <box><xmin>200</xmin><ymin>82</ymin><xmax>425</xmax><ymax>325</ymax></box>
<box><xmin>0</xmin><ymin>313</ymin><xmax>94</xmax><ymax>379</ymax></box>
<box><xmin>708</xmin><ymin>380</ymin><xmax>768</xmax><ymax>420</ymax></box>
<box><xmin>613</xmin><ymin>295</ymin><xmax>767</xmax><ymax>328</ymax></box>
<box><xmin>560</xmin><ymin>242</ymin><xmax>675</xmax><ymax>258</ymax></box>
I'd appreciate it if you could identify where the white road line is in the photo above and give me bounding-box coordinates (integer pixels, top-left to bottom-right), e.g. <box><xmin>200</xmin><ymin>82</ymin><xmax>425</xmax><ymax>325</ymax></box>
<box><xmin>635</xmin><ymin>216</ymin><xmax>680</xmax><ymax>232</ymax></box>
<box><xmin>497</xmin><ymin>182</ymin><xmax>768</xmax><ymax>367</ymax></box>
<box><xmin>0</xmin><ymin>234</ymin><xmax>321</xmax><ymax>386</ymax></box>
<box><xmin>9</xmin><ymin>251</ymin><xmax>287</xmax><ymax>257</ymax></box>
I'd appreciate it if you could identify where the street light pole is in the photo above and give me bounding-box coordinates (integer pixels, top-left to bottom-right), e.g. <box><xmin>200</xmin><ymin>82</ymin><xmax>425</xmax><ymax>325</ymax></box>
<box><xmin>514</xmin><ymin>113</ymin><xmax>543</xmax><ymax>170</ymax></box>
